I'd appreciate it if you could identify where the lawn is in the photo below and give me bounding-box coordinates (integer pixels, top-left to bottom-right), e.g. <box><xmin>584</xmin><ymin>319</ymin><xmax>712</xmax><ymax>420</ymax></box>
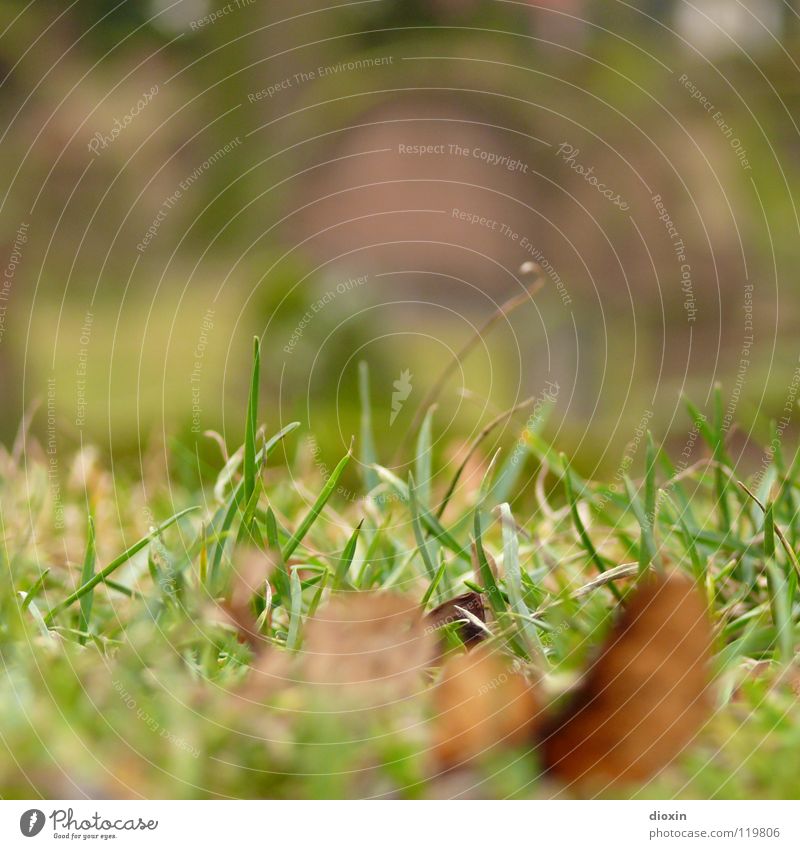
<box><xmin>1</xmin><ymin>340</ymin><xmax>798</xmax><ymax>799</ymax></box>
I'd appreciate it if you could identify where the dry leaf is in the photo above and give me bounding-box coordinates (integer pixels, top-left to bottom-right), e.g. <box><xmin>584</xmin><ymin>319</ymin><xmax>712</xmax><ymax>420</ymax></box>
<box><xmin>425</xmin><ymin>591</ymin><xmax>487</xmax><ymax>649</ymax></box>
<box><xmin>302</xmin><ymin>592</ymin><xmax>434</xmax><ymax>706</ymax></box>
<box><xmin>217</xmin><ymin>548</ymin><xmax>275</xmax><ymax>647</ymax></box>
<box><xmin>238</xmin><ymin>644</ymin><xmax>294</xmax><ymax>704</ymax></box>
<box><xmin>433</xmin><ymin>646</ymin><xmax>541</xmax><ymax>768</ymax></box>
<box><xmin>538</xmin><ymin>571</ymin><xmax>713</xmax><ymax>786</ymax></box>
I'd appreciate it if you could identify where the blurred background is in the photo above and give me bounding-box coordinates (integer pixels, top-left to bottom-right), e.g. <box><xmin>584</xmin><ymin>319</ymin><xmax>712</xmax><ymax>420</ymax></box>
<box><xmin>1</xmin><ymin>0</ymin><xmax>799</xmax><ymax>482</ymax></box>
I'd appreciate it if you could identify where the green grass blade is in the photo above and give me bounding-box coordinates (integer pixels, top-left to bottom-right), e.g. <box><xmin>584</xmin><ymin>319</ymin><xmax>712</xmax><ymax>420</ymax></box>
<box><xmin>286</xmin><ymin>567</ymin><xmax>303</xmax><ymax>650</ymax></box>
<box><xmin>685</xmin><ymin>393</ymin><xmax>732</xmax><ymax>530</ymax></box>
<box><xmin>333</xmin><ymin>520</ymin><xmax>363</xmax><ymax>589</ymax></box>
<box><xmin>260</xmin><ymin>421</ymin><xmax>301</xmax><ymax>459</ymax></box>
<box><xmin>237</xmin><ymin>475</ymin><xmax>265</xmax><ymax>548</ymax></box>
<box><xmin>198</xmin><ymin>522</ymin><xmax>208</xmax><ymax>587</ymax></box>
<box><xmin>358</xmin><ymin>361</ymin><xmax>379</xmax><ymax>493</ymax></box>
<box><xmin>683</xmin><ymin>397</ymin><xmax>720</xmax><ymax>459</ymax></box>
<box><xmin>486</xmin><ymin>449</ymin><xmax>527</xmax><ymax>512</ymax></box>
<box><xmin>477</xmin><ymin>448</ymin><xmax>502</xmax><ymax>505</ymax></box>
<box><xmin>485</xmin><ymin>396</ymin><xmax>553</xmax><ymax>509</ymax></box>
<box><xmin>713</xmin><ymin>386</ymin><xmax>733</xmax><ymax>531</ymax></box>
<box><xmin>658</xmin><ymin>445</ymin><xmax>697</xmax><ymax>529</ymax></box>
<box><xmin>210</xmin><ymin>485</ymin><xmax>248</xmax><ymax>589</ymax></box>
<box><xmin>283</xmin><ymin>449</ymin><xmax>351</xmax><ymax>560</ymax></box>
<box><xmin>23</xmin><ymin>598</ymin><xmax>57</xmax><ymax>643</ymax></box>
<box><xmin>472</xmin><ymin>511</ymin><xmax>505</xmax><ymax>616</ymax></box>
<box><xmin>357</xmin><ymin>509</ymin><xmax>395</xmax><ymax>588</ymax></box>
<box><xmin>661</xmin><ymin>492</ymin><xmax>704</xmax><ymax>579</ymax></box>
<box><xmin>777</xmin><ymin>442</ymin><xmax>800</xmax><ymax>547</ymax></box>
<box><xmin>244</xmin><ymin>336</ymin><xmax>261</xmax><ymax>506</ymax></box>
<box><xmin>765</xmin><ymin>501</ymin><xmax>776</xmax><ymax>558</ymax></box>
<box><xmin>104</xmin><ymin>579</ymin><xmax>139</xmax><ymax>599</ymax></box>
<box><xmin>265</xmin><ymin>506</ymin><xmax>291</xmax><ymax>599</ymax></box>
<box><xmin>307</xmin><ymin>571</ymin><xmax>329</xmax><ymax>619</ymax></box>
<box><xmin>19</xmin><ymin>568</ymin><xmax>50</xmax><ymax>612</ymax></box>
<box><xmin>415</xmin><ymin>405</ymin><xmax>436</xmax><ymax>511</ymax></box>
<box><xmin>408</xmin><ymin>473</ymin><xmax>437</xmax><ymax>582</ymax></box>
<box><xmin>624</xmin><ymin>474</ymin><xmax>658</xmax><ymax>573</ymax></box>
<box><xmin>44</xmin><ymin>506</ymin><xmax>198</xmax><ymax>624</ymax></box>
<box><xmin>499</xmin><ymin>503</ymin><xmax>542</xmax><ymax>656</ymax></box>
<box><xmin>210</xmin><ymin>422</ymin><xmax>299</xmax><ymax>588</ymax></box>
<box><xmin>374</xmin><ymin>465</ymin><xmax>470</xmax><ymax>562</ymax></box>
<box><xmin>77</xmin><ymin>516</ymin><xmax>97</xmax><ymax>645</ymax></box>
<box><xmin>561</xmin><ymin>454</ymin><xmax>621</xmax><ymax>599</ymax></box>
<box><xmin>739</xmin><ymin>480</ymin><xmax>800</xmax><ymax>580</ymax></box>
<box><xmin>765</xmin><ymin>557</ymin><xmax>793</xmax><ymax>663</ymax></box>
<box><xmin>420</xmin><ymin>550</ymin><xmax>448</xmax><ymax>609</ymax></box>
<box><xmin>645</xmin><ymin>432</ymin><xmax>657</xmax><ymax>531</ymax></box>
<box><xmin>492</xmin><ymin>390</ymin><xmax>555</xmax><ymax>506</ymax></box>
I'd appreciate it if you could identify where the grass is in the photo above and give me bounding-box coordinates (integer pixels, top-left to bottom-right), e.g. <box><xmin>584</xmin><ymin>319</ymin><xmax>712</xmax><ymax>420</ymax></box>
<box><xmin>1</xmin><ymin>345</ymin><xmax>799</xmax><ymax>799</ymax></box>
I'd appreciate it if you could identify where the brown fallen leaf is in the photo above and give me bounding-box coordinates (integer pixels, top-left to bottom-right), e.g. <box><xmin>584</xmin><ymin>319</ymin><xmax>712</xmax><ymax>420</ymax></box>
<box><xmin>538</xmin><ymin>570</ymin><xmax>713</xmax><ymax>786</ymax></box>
<box><xmin>215</xmin><ymin>548</ymin><xmax>275</xmax><ymax>648</ymax></box>
<box><xmin>302</xmin><ymin>592</ymin><xmax>435</xmax><ymax>707</ymax></box>
<box><xmin>433</xmin><ymin>645</ymin><xmax>541</xmax><ymax>769</ymax></box>
<box><xmin>425</xmin><ymin>591</ymin><xmax>487</xmax><ymax>649</ymax></box>
<box><xmin>238</xmin><ymin>642</ymin><xmax>294</xmax><ymax>704</ymax></box>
